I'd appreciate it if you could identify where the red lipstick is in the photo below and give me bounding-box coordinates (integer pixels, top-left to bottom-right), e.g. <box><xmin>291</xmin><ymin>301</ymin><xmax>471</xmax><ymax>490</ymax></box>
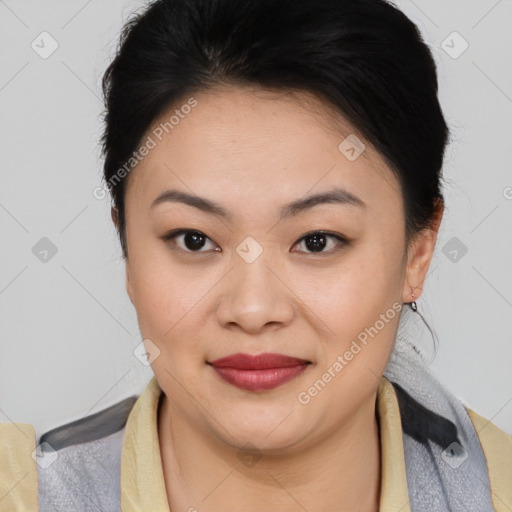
<box><xmin>208</xmin><ymin>353</ymin><xmax>311</xmax><ymax>391</ymax></box>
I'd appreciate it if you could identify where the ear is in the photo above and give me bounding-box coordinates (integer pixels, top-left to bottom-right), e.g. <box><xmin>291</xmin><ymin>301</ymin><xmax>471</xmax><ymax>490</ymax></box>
<box><xmin>402</xmin><ymin>198</ymin><xmax>444</xmax><ymax>303</ymax></box>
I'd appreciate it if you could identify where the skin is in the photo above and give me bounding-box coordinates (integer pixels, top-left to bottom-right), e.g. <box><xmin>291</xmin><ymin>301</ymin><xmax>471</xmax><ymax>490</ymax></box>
<box><xmin>116</xmin><ymin>84</ymin><xmax>443</xmax><ymax>511</ymax></box>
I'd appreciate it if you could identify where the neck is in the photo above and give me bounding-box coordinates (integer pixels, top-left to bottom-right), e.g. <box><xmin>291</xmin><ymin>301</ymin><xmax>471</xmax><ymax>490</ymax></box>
<box><xmin>158</xmin><ymin>391</ymin><xmax>381</xmax><ymax>512</ymax></box>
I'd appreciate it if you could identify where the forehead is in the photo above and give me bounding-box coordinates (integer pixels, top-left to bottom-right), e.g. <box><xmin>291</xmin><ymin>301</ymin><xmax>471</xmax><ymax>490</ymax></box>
<box><xmin>124</xmin><ymin>85</ymin><xmax>401</xmax><ymax>210</ymax></box>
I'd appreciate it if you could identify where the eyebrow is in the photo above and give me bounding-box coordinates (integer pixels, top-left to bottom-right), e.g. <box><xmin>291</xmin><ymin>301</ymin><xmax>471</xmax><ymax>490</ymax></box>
<box><xmin>150</xmin><ymin>187</ymin><xmax>366</xmax><ymax>220</ymax></box>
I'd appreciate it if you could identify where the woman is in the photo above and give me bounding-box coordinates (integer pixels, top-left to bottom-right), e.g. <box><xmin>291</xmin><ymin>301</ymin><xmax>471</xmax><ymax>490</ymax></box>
<box><xmin>1</xmin><ymin>0</ymin><xmax>511</xmax><ymax>510</ymax></box>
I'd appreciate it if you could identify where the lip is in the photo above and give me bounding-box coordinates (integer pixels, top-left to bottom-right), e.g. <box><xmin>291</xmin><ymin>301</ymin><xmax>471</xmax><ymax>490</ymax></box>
<box><xmin>208</xmin><ymin>352</ymin><xmax>311</xmax><ymax>391</ymax></box>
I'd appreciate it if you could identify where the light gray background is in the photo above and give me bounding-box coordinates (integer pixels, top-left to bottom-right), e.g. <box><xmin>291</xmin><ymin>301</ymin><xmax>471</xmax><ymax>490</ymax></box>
<box><xmin>1</xmin><ymin>0</ymin><xmax>511</xmax><ymax>440</ymax></box>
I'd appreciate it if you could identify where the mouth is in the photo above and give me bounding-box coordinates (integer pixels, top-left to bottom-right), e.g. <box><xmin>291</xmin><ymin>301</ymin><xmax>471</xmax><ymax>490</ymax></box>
<box><xmin>208</xmin><ymin>352</ymin><xmax>312</xmax><ymax>391</ymax></box>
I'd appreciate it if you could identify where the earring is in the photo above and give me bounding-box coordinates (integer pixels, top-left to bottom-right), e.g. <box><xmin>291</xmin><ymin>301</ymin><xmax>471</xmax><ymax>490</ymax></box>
<box><xmin>405</xmin><ymin>290</ymin><xmax>439</xmax><ymax>353</ymax></box>
<box><xmin>409</xmin><ymin>292</ymin><xmax>417</xmax><ymax>312</ymax></box>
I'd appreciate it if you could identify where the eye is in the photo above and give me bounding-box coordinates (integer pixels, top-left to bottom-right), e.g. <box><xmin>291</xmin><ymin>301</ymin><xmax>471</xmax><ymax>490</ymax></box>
<box><xmin>161</xmin><ymin>229</ymin><xmax>348</xmax><ymax>255</ymax></box>
<box><xmin>291</xmin><ymin>231</ymin><xmax>348</xmax><ymax>254</ymax></box>
<box><xmin>162</xmin><ymin>229</ymin><xmax>219</xmax><ymax>253</ymax></box>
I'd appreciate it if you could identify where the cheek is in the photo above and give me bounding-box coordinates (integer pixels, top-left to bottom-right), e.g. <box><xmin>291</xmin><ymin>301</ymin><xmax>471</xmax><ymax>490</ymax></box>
<box><xmin>127</xmin><ymin>251</ymin><xmax>220</xmax><ymax>355</ymax></box>
<box><xmin>127</xmin><ymin>254</ymin><xmax>185</xmax><ymax>336</ymax></box>
<box><xmin>296</xmin><ymin>272</ymin><xmax>401</xmax><ymax>421</ymax></box>
<box><xmin>294</xmin><ymin>244</ymin><xmax>400</xmax><ymax>331</ymax></box>
<box><xmin>294</xmin><ymin>243</ymin><xmax>403</xmax><ymax>375</ymax></box>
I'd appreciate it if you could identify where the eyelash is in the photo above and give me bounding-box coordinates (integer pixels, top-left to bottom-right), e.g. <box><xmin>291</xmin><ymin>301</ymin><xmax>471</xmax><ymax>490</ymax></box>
<box><xmin>161</xmin><ymin>229</ymin><xmax>349</xmax><ymax>255</ymax></box>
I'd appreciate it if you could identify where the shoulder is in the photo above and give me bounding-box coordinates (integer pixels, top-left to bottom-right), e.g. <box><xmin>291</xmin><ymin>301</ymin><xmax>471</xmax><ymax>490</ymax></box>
<box><xmin>385</xmin><ymin>376</ymin><xmax>512</xmax><ymax>510</ymax></box>
<box><xmin>37</xmin><ymin>424</ymin><xmax>126</xmax><ymax>511</ymax></box>
<box><xmin>0</xmin><ymin>395</ymin><xmax>138</xmax><ymax>512</ymax></box>
<box><xmin>0</xmin><ymin>422</ymin><xmax>39</xmax><ymax>511</ymax></box>
<box><xmin>37</xmin><ymin>395</ymin><xmax>138</xmax><ymax>511</ymax></box>
<box><xmin>465</xmin><ymin>405</ymin><xmax>512</xmax><ymax>463</ymax></box>
<box><xmin>465</xmin><ymin>406</ymin><xmax>512</xmax><ymax>512</ymax></box>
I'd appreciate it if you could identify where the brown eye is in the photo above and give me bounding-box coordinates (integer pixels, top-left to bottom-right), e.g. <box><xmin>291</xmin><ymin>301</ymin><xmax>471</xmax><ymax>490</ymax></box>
<box><xmin>162</xmin><ymin>229</ymin><xmax>219</xmax><ymax>253</ymax></box>
<box><xmin>292</xmin><ymin>231</ymin><xmax>348</xmax><ymax>254</ymax></box>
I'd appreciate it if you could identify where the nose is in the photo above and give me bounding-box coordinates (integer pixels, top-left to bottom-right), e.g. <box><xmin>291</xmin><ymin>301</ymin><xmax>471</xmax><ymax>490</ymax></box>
<box><xmin>215</xmin><ymin>252</ymin><xmax>295</xmax><ymax>334</ymax></box>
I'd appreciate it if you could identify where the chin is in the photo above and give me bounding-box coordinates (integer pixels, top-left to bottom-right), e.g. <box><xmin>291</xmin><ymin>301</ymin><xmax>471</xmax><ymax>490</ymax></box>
<box><xmin>213</xmin><ymin>406</ymin><xmax>309</xmax><ymax>453</ymax></box>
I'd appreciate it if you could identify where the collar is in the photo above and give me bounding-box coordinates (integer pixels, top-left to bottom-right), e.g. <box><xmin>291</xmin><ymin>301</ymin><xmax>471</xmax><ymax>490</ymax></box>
<box><xmin>121</xmin><ymin>375</ymin><xmax>410</xmax><ymax>511</ymax></box>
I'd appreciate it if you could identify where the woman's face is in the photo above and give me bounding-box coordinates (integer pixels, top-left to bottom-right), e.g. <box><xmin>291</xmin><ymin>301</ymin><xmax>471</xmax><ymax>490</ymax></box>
<box><xmin>122</xmin><ymin>85</ymin><xmax>438</xmax><ymax>451</ymax></box>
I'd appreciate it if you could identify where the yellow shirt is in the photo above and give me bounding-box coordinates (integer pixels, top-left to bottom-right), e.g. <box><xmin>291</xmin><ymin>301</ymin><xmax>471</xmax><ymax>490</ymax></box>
<box><xmin>1</xmin><ymin>375</ymin><xmax>511</xmax><ymax>511</ymax></box>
